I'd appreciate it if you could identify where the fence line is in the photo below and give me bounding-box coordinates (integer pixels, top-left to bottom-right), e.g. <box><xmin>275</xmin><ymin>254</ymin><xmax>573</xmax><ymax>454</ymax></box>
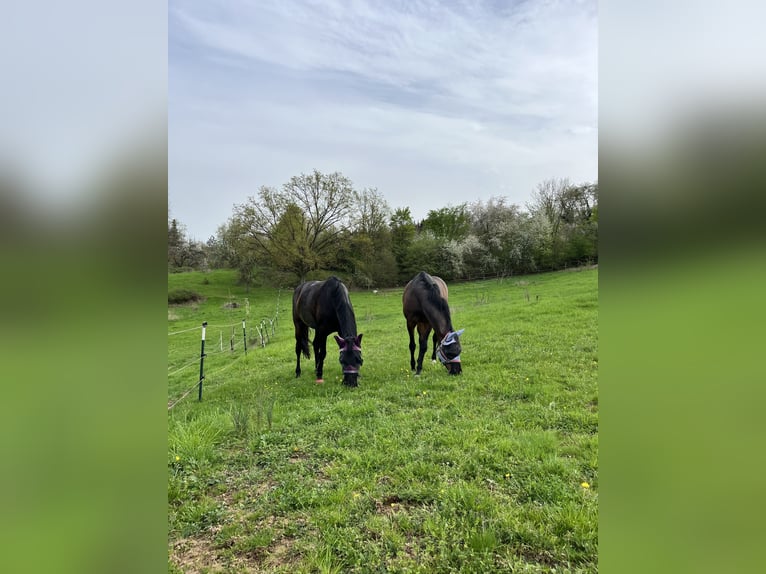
<box><xmin>168</xmin><ymin>379</ymin><xmax>203</xmax><ymax>410</ymax></box>
<box><xmin>204</xmin><ymin>346</ymin><xmax>234</xmax><ymax>357</ymax></box>
<box><xmin>167</xmin><ymin>325</ymin><xmax>200</xmax><ymax>336</ymax></box>
<box><xmin>201</xmin><ymin>354</ymin><xmax>246</xmax><ymax>383</ymax></box>
<box><xmin>167</xmin><ymin>357</ymin><xmax>202</xmax><ymax>376</ymax></box>
<box><xmin>167</xmin><ymin>289</ymin><xmax>283</xmax><ymax>409</ymax></box>
<box><xmin>168</xmin><ymin>319</ymin><xmax>247</xmax><ymax>337</ymax></box>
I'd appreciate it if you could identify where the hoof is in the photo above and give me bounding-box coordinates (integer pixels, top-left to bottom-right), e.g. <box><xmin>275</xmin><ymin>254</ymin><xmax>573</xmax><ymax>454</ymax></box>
<box><xmin>315</xmin><ymin>379</ymin><xmax>324</xmax><ymax>384</ymax></box>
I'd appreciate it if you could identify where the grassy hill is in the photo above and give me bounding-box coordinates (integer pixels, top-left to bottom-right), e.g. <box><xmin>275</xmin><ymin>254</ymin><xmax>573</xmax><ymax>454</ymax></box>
<box><xmin>168</xmin><ymin>267</ymin><xmax>598</xmax><ymax>573</ymax></box>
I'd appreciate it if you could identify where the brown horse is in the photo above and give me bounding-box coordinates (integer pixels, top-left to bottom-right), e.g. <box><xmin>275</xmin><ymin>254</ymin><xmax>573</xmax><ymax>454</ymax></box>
<box><xmin>293</xmin><ymin>276</ymin><xmax>363</xmax><ymax>386</ymax></box>
<box><xmin>402</xmin><ymin>271</ymin><xmax>464</xmax><ymax>375</ymax></box>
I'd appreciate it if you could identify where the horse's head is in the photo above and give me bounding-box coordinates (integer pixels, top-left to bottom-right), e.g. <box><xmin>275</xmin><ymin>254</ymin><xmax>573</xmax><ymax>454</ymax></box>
<box><xmin>436</xmin><ymin>329</ymin><xmax>464</xmax><ymax>375</ymax></box>
<box><xmin>334</xmin><ymin>334</ymin><xmax>363</xmax><ymax>387</ymax></box>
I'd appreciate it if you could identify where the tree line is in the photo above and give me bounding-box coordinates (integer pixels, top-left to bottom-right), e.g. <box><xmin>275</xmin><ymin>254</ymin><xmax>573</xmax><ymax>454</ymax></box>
<box><xmin>169</xmin><ymin>169</ymin><xmax>597</xmax><ymax>288</ymax></box>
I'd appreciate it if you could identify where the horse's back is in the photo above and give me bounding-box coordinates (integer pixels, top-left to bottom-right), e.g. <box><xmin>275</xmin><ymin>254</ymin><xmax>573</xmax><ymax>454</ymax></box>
<box><xmin>404</xmin><ymin>271</ymin><xmax>448</xmax><ymax>298</ymax></box>
<box><xmin>403</xmin><ymin>271</ymin><xmax>449</xmax><ymax>319</ymax></box>
<box><xmin>294</xmin><ymin>277</ymin><xmax>355</xmax><ymax>335</ymax></box>
<box><xmin>293</xmin><ymin>280</ymin><xmax>322</xmax><ymax>327</ymax></box>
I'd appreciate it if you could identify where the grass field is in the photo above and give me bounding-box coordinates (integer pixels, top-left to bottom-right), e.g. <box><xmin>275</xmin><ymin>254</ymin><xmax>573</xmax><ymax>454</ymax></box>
<box><xmin>168</xmin><ymin>267</ymin><xmax>598</xmax><ymax>573</ymax></box>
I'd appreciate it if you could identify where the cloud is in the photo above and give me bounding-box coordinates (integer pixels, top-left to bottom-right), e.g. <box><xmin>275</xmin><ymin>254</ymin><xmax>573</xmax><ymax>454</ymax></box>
<box><xmin>169</xmin><ymin>0</ymin><xmax>597</xmax><ymax>238</ymax></box>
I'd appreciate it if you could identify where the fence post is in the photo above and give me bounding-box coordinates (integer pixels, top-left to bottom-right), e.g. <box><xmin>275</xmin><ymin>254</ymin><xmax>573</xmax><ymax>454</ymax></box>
<box><xmin>198</xmin><ymin>321</ymin><xmax>207</xmax><ymax>401</ymax></box>
<box><xmin>242</xmin><ymin>319</ymin><xmax>247</xmax><ymax>355</ymax></box>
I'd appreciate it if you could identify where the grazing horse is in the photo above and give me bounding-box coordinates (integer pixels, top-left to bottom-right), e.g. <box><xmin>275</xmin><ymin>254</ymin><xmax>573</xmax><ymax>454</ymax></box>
<box><xmin>402</xmin><ymin>271</ymin><xmax>464</xmax><ymax>375</ymax></box>
<box><xmin>292</xmin><ymin>276</ymin><xmax>363</xmax><ymax>386</ymax></box>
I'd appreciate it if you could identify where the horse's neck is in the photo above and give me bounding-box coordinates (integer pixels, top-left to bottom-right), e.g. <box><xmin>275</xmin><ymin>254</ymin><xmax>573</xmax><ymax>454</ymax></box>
<box><xmin>427</xmin><ymin>306</ymin><xmax>452</xmax><ymax>340</ymax></box>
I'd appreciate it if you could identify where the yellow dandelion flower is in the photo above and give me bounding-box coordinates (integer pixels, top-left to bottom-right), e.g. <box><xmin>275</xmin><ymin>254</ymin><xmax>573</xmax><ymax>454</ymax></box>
<box><xmin>175</xmin><ymin>455</ymin><xmax>180</xmax><ymax>462</ymax></box>
<box><xmin>581</xmin><ymin>482</ymin><xmax>590</xmax><ymax>489</ymax></box>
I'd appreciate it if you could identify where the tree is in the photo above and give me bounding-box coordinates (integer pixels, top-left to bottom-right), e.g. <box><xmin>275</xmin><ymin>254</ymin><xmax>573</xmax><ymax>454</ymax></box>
<box><xmin>353</xmin><ymin>188</ymin><xmax>390</xmax><ymax>237</ymax></box>
<box><xmin>230</xmin><ymin>170</ymin><xmax>357</xmax><ymax>283</ymax></box>
<box><xmin>168</xmin><ymin>217</ymin><xmax>207</xmax><ymax>270</ymax></box>
<box><xmin>422</xmin><ymin>204</ymin><xmax>471</xmax><ymax>241</ymax></box>
<box><xmin>205</xmin><ymin>222</ymin><xmax>238</xmax><ymax>269</ymax></box>
<box><xmin>390</xmin><ymin>207</ymin><xmax>417</xmax><ymax>282</ymax></box>
<box><xmin>335</xmin><ymin>188</ymin><xmax>398</xmax><ymax>287</ymax></box>
<box><xmin>270</xmin><ymin>203</ymin><xmax>316</xmax><ymax>281</ymax></box>
<box><xmin>168</xmin><ymin>218</ymin><xmax>183</xmax><ymax>250</ymax></box>
<box><xmin>469</xmin><ymin>197</ymin><xmax>521</xmax><ymax>276</ymax></box>
<box><xmin>528</xmin><ymin>178</ymin><xmax>598</xmax><ymax>268</ymax></box>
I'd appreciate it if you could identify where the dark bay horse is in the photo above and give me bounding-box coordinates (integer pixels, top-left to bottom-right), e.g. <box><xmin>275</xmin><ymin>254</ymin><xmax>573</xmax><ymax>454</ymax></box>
<box><xmin>402</xmin><ymin>271</ymin><xmax>464</xmax><ymax>375</ymax></box>
<box><xmin>293</xmin><ymin>276</ymin><xmax>363</xmax><ymax>386</ymax></box>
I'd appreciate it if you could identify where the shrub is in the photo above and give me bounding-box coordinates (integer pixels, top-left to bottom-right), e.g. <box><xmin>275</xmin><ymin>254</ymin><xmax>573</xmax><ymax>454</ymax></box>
<box><xmin>168</xmin><ymin>289</ymin><xmax>202</xmax><ymax>304</ymax></box>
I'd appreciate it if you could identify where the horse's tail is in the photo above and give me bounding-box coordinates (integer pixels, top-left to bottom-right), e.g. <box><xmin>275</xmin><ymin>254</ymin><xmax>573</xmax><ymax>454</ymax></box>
<box><xmin>299</xmin><ymin>334</ymin><xmax>311</xmax><ymax>359</ymax></box>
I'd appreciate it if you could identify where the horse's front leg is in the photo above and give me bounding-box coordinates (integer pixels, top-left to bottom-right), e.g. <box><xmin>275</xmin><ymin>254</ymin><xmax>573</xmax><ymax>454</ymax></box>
<box><xmin>313</xmin><ymin>333</ymin><xmax>328</xmax><ymax>382</ymax></box>
<box><xmin>407</xmin><ymin>320</ymin><xmax>417</xmax><ymax>371</ymax></box>
<box><xmin>416</xmin><ymin>325</ymin><xmax>431</xmax><ymax>375</ymax></box>
<box><xmin>431</xmin><ymin>332</ymin><xmax>438</xmax><ymax>362</ymax></box>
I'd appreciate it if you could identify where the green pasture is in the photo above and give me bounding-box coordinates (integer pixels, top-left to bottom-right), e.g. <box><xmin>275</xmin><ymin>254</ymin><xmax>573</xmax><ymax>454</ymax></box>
<box><xmin>168</xmin><ymin>267</ymin><xmax>598</xmax><ymax>572</ymax></box>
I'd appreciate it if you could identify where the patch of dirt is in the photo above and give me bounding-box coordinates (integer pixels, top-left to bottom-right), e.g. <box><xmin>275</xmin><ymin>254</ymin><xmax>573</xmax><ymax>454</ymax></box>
<box><xmin>171</xmin><ymin>536</ymin><xmax>243</xmax><ymax>573</ymax></box>
<box><xmin>288</xmin><ymin>450</ymin><xmax>311</xmax><ymax>465</ymax></box>
<box><xmin>375</xmin><ymin>494</ymin><xmax>426</xmax><ymax>515</ymax></box>
<box><xmin>171</xmin><ymin>491</ymin><xmax>310</xmax><ymax>572</ymax></box>
<box><xmin>223</xmin><ymin>302</ymin><xmax>239</xmax><ymax>309</ymax></box>
<box><xmin>171</xmin><ymin>532</ymin><xmax>301</xmax><ymax>573</ymax></box>
<box><xmin>515</xmin><ymin>545</ymin><xmax>562</xmax><ymax>568</ymax></box>
<box><xmin>217</xmin><ymin>479</ymin><xmax>276</xmax><ymax>518</ymax></box>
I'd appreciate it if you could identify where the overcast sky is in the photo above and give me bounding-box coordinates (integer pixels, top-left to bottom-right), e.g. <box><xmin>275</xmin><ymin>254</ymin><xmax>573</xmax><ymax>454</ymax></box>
<box><xmin>169</xmin><ymin>0</ymin><xmax>597</xmax><ymax>241</ymax></box>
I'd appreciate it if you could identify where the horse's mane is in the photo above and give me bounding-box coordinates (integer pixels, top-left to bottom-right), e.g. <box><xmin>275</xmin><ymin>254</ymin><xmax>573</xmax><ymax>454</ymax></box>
<box><xmin>326</xmin><ymin>276</ymin><xmax>358</xmax><ymax>337</ymax></box>
<box><xmin>418</xmin><ymin>272</ymin><xmax>453</xmax><ymax>326</ymax></box>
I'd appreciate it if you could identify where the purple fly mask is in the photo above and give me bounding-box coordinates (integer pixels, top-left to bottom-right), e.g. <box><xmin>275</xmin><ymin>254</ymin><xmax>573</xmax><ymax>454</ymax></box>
<box><xmin>334</xmin><ymin>334</ymin><xmax>363</xmax><ymax>385</ymax></box>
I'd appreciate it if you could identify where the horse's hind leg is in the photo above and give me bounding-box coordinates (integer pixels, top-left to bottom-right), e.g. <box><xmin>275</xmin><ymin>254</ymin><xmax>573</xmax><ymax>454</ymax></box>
<box><xmin>295</xmin><ymin>323</ymin><xmax>309</xmax><ymax>377</ymax></box>
<box><xmin>407</xmin><ymin>318</ymin><xmax>418</xmax><ymax>371</ymax></box>
<box><xmin>416</xmin><ymin>323</ymin><xmax>431</xmax><ymax>375</ymax></box>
